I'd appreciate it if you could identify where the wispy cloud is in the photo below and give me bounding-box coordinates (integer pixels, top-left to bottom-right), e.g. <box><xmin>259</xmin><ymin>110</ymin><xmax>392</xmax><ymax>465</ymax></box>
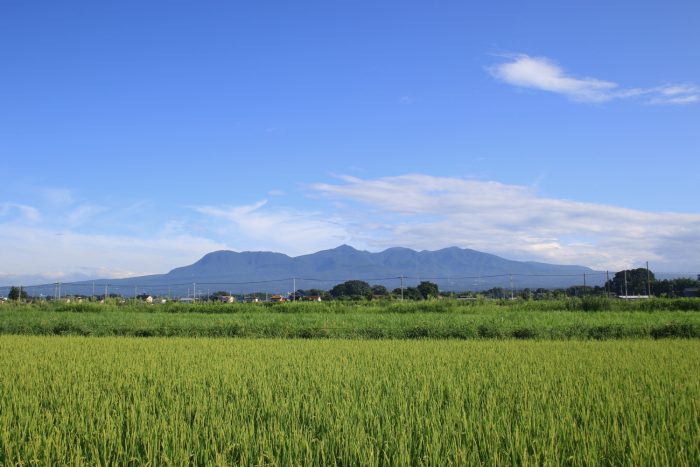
<box><xmin>488</xmin><ymin>53</ymin><xmax>699</xmax><ymax>105</ymax></box>
<box><xmin>0</xmin><ymin>202</ymin><xmax>41</xmax><ymax>222</ymax></box>
<box><xmin>191</xmin><ymin>200</ymin><xmax>352</xmax><ymax>255</ymax></box>
<box><xmin>311</xmin><ymin>174</ymin><xmax>700</xmax><ymax>271</ymax></box>
<box><xmin>41</xmin><ymin>187</ymin><xmax>75</xmax><ymax>206</ymax></box>
<box><xmin>0</xmin><ymin>222</ymin><xmax>230</xmax><ymax>283</ymax></box>
<box><xmin>67</xmin><ymin>204</ymin><xmax>108</xmax><ymax>226</ymax></box>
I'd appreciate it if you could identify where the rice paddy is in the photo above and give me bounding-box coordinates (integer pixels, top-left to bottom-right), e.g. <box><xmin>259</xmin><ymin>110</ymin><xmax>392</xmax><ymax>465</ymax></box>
<box><xmin>1</xmin><ymin>337</ymin><xmax>698</xmax><ymax>465</ymax></box>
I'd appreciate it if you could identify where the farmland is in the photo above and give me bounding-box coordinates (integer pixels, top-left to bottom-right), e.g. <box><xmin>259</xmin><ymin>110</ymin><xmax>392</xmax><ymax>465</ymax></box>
<box><xmin>1</xmin><ymin>299</ymin><xmax>699</xmax><ymax>464</ymax></box>
<box><xmin>1</xmin><ymin>298</ymin><xmax>700</xmax><ymax>339</ymax></box>
<box><xmin>1</xmin><ymin>337</ymin><xmax>698</xmax><ymax>465</ymax></box>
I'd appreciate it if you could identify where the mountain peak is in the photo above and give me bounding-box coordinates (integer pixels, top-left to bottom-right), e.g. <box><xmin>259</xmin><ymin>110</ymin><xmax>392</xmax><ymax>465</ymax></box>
<box><xmin>150</xmin><ymin>244</ymin><xmax>598</xmax><ymax>292</ymax></box>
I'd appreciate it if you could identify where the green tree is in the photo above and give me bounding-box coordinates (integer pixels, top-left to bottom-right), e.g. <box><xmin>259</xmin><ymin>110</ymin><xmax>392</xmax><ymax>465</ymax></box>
<box><xmin>330</xmin><ymin>280</ymin><xmax>371</xmax><ymax>299</ymax></box>
<box><xmin>8</xmin><ymin>286</ymin><xmax>28</xmax><ymax>301</ymax></box>
<box><xmin>652</xmin><ymin>278</ymin><xmax>700</xmax><ymax>297</ymax></box>
<box><xmin>371</xmin><ymin>285</ymin><xmax>388</xmax><ymax>296</ymax></box>
<box><xmin>416</xmin><ymin>281</ymin><xmax>439</xmax><ymax>299</ymax></box>
<box><xmin>606</xmin><ymin>269</ymin><xmax>655</xmax><ymax>296</ymax></box>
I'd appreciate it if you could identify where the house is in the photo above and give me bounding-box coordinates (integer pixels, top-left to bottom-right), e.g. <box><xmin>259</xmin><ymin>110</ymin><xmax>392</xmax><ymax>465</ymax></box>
<box><xmin>269</xmin><ymin>295</ymin><xmax>286</xmax><ymax>303</ymax></box>
<box><xmin>305</xmin><ymin>295</ymin><xmax>323</xmax><ymax>302</ymax></box>
<box><xmin>217</xmin><ymin>295</ymin><xmax>236</xmax><ymax>303</ymax></box>
<box><xmin>179</xmin><ymin>297</ymin><xmax>195</xmax><ymax>303</ymax></box>
<box><xmin>289</xmin><ymin>291</ymin><xmax>305</xmax><ymax>301</ymax></box>
<box><xmin>137</xmin><ymin>294</ymin><xmax>153</xmax><ymax>303</ymax></box>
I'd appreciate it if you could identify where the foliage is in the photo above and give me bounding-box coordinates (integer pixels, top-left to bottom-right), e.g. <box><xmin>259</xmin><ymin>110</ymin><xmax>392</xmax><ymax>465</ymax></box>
<box><xmin>329</xmin><ymin>280</ymin><xmax>372</xmax><ymax>299</ymax></box>
<box><xmin>606</xmin><ymin>268</ymin><xmax>655</xmax><ymax>295</ymax></box>
<box><xmin>7</xmin><ymin>286</ymin><xmax>28</xmax><ymax>301</ymax></box>
<box><xmin>2</xmin><ymin>300</ymin><xmax>700</xmax><ymax>339</ymax></box>
<box><xmin>0</xmin><ymin>337</ymin><xmax>698</xmax><ymax>465</ymax></box>
<box><xmin>417</xmin><ymin>281</ymin><xmax>439</xmax><ymax>299</ymax></box>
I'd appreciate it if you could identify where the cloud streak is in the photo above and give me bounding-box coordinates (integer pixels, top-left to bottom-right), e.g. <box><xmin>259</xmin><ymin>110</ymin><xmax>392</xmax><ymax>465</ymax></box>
<box><xmin>0</xmin><ymin>202</ymin><xmax>41</xmax><ymax>222</ymax></box>
<box><xmin>0</xmin><ymin>223</ymin><xmax>230</xmax><ymax>284</ymax></box>
<box><xmin>191</xmin><ymin>201</ymin><xmax>352</xmax><ymax>255</ymax></box>
<box><xmin>311</xmin><ymin>174</ymin><xmax>700</xmax><ymax>271</ymax></box>
<box><xmin>488</xmin><ymin>54</ymin><xmax>699</xmax><ymax>105</ymax></box>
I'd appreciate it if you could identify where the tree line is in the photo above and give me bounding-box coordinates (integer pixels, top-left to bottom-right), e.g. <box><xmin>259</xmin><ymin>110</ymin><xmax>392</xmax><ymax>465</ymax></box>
<box><xmin>5</xmin><ymin>269</ymin><xmax>699</xmax><ymax>302</ymax></box>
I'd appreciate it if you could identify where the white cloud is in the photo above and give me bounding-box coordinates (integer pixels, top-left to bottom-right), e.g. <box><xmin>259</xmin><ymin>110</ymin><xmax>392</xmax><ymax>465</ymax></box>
<box><xmin>0</xmin><ymin>223</ymin><xmax>231</xmax><ymax>284</ymax></box>
<box><xmin>489</xmin><ymin>54</ymin><xmax>699</xmax><ymax>105</ymax></box>
<box><xmin>191</xmin><ymin>200</ymin><xmax>352</xmax><ymax>255</ymax></box>
<box><xmin>67</xmin><ymin>204</ymin><xmax>108</xmax><ymax>226</ymax></box>
<box><xmin>311</xmin><ymin>174</ymin><xmax>700</xmax><ymax>271</ymax></box>
<box><xmin>41</xmin><ymin>188</ymin><xmax>75</xmax><ymax>206</ymax></box>
<box><xmin>0</xmin><ymin>202</ymin><xmax>41</xmax><ymax>222</ymax></box>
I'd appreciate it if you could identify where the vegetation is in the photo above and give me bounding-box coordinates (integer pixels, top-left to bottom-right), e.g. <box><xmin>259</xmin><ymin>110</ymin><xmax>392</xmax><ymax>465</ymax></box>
<box><xmin>6</xmin><ymin>286</ymin><xmax>28</xmax><ymax>301</ymax></box>
<box><xmin>330</xmin><ymin>280</ymin><xmax>373</xmax><ymax>299</ymax></box>
<box><xmin>1</xmin><ymin>337</ymin><xmax>697</xmax><ymax>465</ymax></box>
<box><xmin>2</xmin><ymin>298</ymin><xmax>700</xmax><ymax>339</ymax></box>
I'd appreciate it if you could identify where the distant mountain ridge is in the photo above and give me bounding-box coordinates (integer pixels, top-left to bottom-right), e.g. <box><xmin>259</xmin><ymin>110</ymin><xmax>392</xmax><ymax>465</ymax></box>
<box><xmin>99</xmin><ymin>245</ymin><xmax>602</xmax><ymax>295</ymax></box>
<box><xmin>20</xmin><ymin>245</ymin><xmax>604</xmax><ymax>297</ymax></box>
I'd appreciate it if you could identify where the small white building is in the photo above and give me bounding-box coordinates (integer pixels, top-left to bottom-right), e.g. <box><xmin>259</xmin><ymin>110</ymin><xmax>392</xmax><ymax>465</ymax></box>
<box><xmin>618</xmin><ymin>295</ymin><xmax>650</xmax><ymax>300</ymax></box>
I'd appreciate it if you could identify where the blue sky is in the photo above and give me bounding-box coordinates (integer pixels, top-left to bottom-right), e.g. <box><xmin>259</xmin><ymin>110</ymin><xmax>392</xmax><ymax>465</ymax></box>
<box><xmin>1</xmin><ymin>0</ymin><xmax>699</xmax><ymax>284</ymax></box>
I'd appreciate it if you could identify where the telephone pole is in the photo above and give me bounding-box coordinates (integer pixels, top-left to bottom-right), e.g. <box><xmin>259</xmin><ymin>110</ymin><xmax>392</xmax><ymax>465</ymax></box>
<box><xmin>509</xmin><ymin>274</ymin><xmax>514</xmax><ymax>300</ymax></box>
<box><xmin>646</xmin><ymin>261</ymin><xmax>651</xmax><ymax>296</ymax></box>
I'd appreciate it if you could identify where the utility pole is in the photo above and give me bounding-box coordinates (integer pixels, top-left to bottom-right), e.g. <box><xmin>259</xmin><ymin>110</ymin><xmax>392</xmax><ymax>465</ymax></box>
<box><xmin>193</xmin><ymin>282</ymin><xmax>196</xmax><ymax>303</ymax></box>
<box><xmin>104</xmin><ymin>283</ymin><xmax>108</xmax><ymax>302</ymax></box>
<box><xmin>510</xmin><ymin>274</ymin><xmax>514</xmax><ymax>300</ymax></box>
<box><xmin>583</xmin><ymin>273</ymin><xmax>587</xmax><ymax>295</ymax></box>
<box><xmin>624</xmin><ymin>270</ymin><xmax>628</xmax><ymax>297</ymax></box>
<box><xmin>17</xmin><ymin>285</ymin><xmax>22</xmax><ymax>303</ymax></box>
<box><xmin>606</xmin><ymin>271</ymin><xmax>610</xmax><ymax>296</ymax></box>
<box><xmin>58</xmin><ymin>282</ymin><xmax>61</xmax><ymax>300</ymax></box>
<box><xmin>293</xmin><ymin>278</ymin><xmax>296</xmax><ymax>301</ymax></box>
<box><xmin>400</xmin><ymin>276</ymin><xmax>404</xmax><ymax>301</ymax></box>
<box><xmin>92</xmin><ymin>281</ymin><xmax>95</xmax><ymax>301</ymax></box>
<box><xmin>646</xmin><ymin>261</ymin><xmax>651</xmax><ymax>296</ymax></box>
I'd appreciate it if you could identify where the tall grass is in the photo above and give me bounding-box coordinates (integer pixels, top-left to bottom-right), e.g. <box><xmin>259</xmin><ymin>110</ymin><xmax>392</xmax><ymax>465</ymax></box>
<box><xmin>4</xmin><ymin>297</ymin><xmax>700</xmax><ymax>314</ymax></box>
<box><xmin>0</xmin><ymin>337</ymin><xmax>697</xmax><ymax>465</ymax></box>
<box><xmin>1</xmin><ymin>307</ymin><xmax>699</xmax><ymax>339</ymax></box>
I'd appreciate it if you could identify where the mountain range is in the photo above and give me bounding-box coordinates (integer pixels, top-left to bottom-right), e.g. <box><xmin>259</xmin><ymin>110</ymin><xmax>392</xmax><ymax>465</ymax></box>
<box><xmin>41</xmin><ymin>245</ymin><xmax>603</xmax><ymax>297</ymax></box>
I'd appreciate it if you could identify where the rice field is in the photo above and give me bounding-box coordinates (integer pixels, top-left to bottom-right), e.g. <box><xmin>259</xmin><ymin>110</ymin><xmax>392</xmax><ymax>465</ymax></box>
<box><xmin>1</xmin><ymin>336</ymin><xmax>698</xmax><ymax>465</ymax></box>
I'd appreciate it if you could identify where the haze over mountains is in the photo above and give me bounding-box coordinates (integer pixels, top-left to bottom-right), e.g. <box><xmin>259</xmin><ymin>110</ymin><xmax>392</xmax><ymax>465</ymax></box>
<box><xmin>19</xmin><ymin>245</ymin><xmax>604</xmax><ymax>297</ymax></box>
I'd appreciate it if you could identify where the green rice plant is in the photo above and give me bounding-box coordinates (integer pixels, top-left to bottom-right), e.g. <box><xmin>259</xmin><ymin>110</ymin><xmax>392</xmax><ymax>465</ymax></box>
<box><xmin>0</xmin><ymin>337</ymin><xmax>697</xmax><ymax>465</ymax></box>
